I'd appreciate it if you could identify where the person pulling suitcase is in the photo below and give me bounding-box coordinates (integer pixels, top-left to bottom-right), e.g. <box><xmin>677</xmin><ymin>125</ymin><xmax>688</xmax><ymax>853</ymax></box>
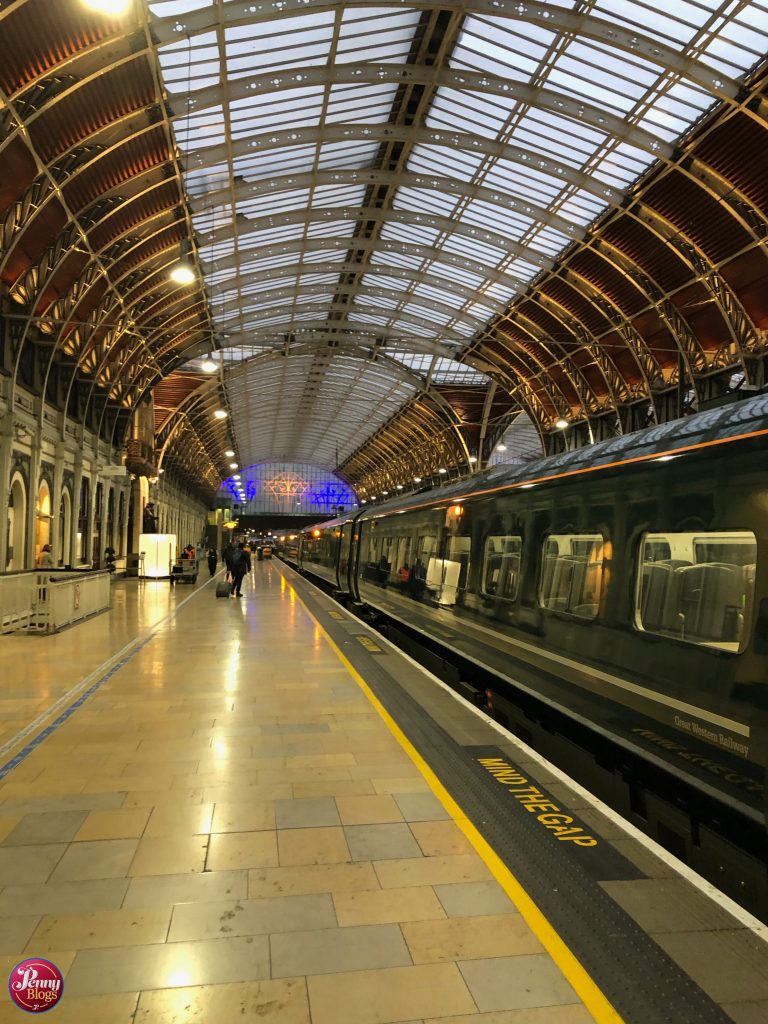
<box><xmin>229</xmin><ymin>542</ymin><xmax>251</xmax><ymax>598</ymax></box>
<box><xmin>216</xmin><ymin>543</ymin><xmax>234</xmax><ymax>598</ymax></box>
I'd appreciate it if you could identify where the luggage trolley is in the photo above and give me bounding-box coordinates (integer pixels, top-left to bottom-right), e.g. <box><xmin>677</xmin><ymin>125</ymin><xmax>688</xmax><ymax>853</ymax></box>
<box><xmin>170</xmin><ymin>556</ymin><xmax>198</xmax><ymax>585</ymax></box>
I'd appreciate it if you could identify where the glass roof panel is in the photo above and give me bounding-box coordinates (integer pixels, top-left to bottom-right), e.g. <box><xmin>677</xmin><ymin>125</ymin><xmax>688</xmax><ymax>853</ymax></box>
<box><xmin>373</xmin><ymin>249</ymin><xmax>424</xmax><ymax>271</ymax></box>
<box><xmin>408</xmin><ymin>143</ymin><xmax>485</xmax><ymax>182</ymax></box>
<box><xmin>158</xmin><ymin>31</ymin><xmax>219</xmax><ymax>92</ymax></box>
<box><xmin>305</xmin><ymin>220</ymin><xmax>356</xmax><ymax>239</ymax></box>
<box><xmin>400</xmin><ymin>303</ymin><xmax>453</xmax><ymax>327</ymax></box>
<box><xmin>389</xmin><ymin>352</ymin><xmax>490</xmax><ymax>384</ymax></box>
<box><xmin>317</xmin><ymin>141</ymin><xmax>380</xmax><ymax>169</ymax></box>
<box><xmin>460</xmin><ymin>199</ymin><xmax>534</xmax><ymax>240</ymax></box>
<box><xmin>427</xmin><ymin>88</ymin><xmax>506</xmax><ymax>139</ymax></box>
<box><xmin>302</xmin><ymin>249</ymin><xmax>347</xmax><ymax>264</ymax></box>
<box><xmin>411</xmin><ymin>281</ymin><xmax>467</xmax><ymax>309</ymax></box>
<box><xmin>149</xmin><ymin>0</ymin><xmax>207</xmax><ymax>16</ymax></box>
<box><xmin>379</xmin><ymin>222</ymin><xmax>441</xmax><ymax>248</ymax></box>
<box><xmin>394</xmin><ymin>188</ymin><xmax>457</xmax><ymax>217</ymax></box>
<box><xmin>452</xmin><ymin>16</ymin><xmax>556</xmax><ymax>77</ymax></box>
<box><xmin>325</xmin><ymin>82</ymin><xmax>399</xmax><ymax>122</ymax></box>
<box><xmin>593</xmin><ymin>0</ymin><xmax>703</xmax><ymax>44</ymax></box>
<box><xmin>175</xmin><ymin>106</ymin><xmax>226</xmax><ymax>152</ymax></box>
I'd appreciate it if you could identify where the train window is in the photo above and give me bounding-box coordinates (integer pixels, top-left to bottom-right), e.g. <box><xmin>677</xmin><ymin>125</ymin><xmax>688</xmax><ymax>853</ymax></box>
<box><xmin>417</xmin><ymin>534</ymin><xmax>437</xmax><ymax>565</ymax></box>
<box><xmin>482</xmin><ymin>536</ymin><xmax>522</xmax><ymax>602</ymax></box>
<box><xmin>539</xmin><ymin>534</ymin><xmax>604</xmax><ymax>620</ymax></box>
<box><xmin>393</xmin><ymin>536</ymin><xmax>411</xmax><ymax>580</ymax></box>
<box><xmin>362</xmin><ymin>531</ymin><xmax>395</xmax><ymax>586</ymax></box>
<box><xmin>643</xmin><ymin>539</ymin><xmax>672</xmax><ymax>563</ymax></box>
<box><xmin>636</xmin><ymin>531</ymin><xmax>757</xmax><ymax>652</ymax></box>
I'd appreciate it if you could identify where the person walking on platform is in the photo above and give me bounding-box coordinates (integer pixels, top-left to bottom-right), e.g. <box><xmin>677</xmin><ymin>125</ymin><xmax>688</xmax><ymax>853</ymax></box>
<box><xmin>207</xmin><ymin>547</ymin><xmax>217</xmax><ymax>576</ymax></box>
<box><xmin>229</xmin><ymin>542</ymin><xmax>251</xmax><ymax>597</ymax></box>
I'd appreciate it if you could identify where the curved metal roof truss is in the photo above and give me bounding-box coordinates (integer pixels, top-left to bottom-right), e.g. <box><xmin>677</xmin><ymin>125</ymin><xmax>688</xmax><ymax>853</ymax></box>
<box><xmin>1</xmin><ymin>0</ymin><xmax>768</xmax><ymax>497</ymax></box>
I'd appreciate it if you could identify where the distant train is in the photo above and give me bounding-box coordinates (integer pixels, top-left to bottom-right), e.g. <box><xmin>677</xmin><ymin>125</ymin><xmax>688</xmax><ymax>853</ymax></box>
<box><xmin>292</xmin><ymin>395</ymin><xmax>768</xmax><ymax>896</ymax></box>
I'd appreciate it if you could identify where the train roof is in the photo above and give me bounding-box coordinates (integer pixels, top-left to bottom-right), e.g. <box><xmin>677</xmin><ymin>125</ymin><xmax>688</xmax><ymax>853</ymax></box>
<box><xmin>358</xmin><ymin>392</ymin><xmax>768</xmax><ymax>520</ymax></box>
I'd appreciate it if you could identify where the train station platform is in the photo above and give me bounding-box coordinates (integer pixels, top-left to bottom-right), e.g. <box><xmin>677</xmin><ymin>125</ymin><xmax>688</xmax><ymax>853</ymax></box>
<box><xmin>0</xmin><ymin>563</ymin><xmax>766</xmax><ymax>1024</ymax></box>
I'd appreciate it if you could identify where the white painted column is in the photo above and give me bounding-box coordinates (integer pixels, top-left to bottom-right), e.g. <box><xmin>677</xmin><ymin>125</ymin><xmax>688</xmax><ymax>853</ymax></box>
<box><xmin>130</xmin><ymin>475</ymin><xmax>148</xmax><ymax>551</ymax></box>
<box><xmin>51</xmin><ymin>440</ymin><xmax>66</xmax><ymax>567</ymax></box>
<box><xmin>119</xmin><ymin>483</ymin><xmax>130</xmax><ymax>557</ymax></box>
<box><xmin>0</xmin><ymin>411</ymin><xmax>13</xmax><ymax>571</ymax></box>
<box><xmin>25</xmin><ymin>423</ymin><xmax>42</xmax><ymax>568</ymax></box>
<box><xmin>71</xmin><ymin>451</ymin><xmax>83</xmax><ymax>565</ymax></box>
<box><xmin>84</xmin><ymin>458</ymin><xmax>98</xmax><ymax>568</ymax></box>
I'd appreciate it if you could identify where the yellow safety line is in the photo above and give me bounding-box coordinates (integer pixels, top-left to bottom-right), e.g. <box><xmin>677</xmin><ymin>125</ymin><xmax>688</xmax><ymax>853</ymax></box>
<box><xmin>283</xmin><ymin>573</ymin><xmax>625</xmax><ymax>1024</ymax></box>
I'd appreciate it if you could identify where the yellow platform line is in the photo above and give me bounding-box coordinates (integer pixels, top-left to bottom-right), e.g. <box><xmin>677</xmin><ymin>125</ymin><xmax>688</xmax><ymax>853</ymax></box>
<box><xmin>284</xmin><ymin>573</ymin><xmax>624</xmax><ymax>1024</ymax></box>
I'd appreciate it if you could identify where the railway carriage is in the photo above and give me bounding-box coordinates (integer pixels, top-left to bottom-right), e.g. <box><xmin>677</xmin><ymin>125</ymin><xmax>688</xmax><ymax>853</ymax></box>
<box><xmin>298</xmin><ymin>395</ymin><xmax>768</xmax><ymax>911</ymax></box>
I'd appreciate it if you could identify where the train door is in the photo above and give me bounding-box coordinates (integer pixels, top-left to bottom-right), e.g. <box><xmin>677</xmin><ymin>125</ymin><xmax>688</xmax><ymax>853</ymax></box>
<box><xmin>350</xmin><ymin>518</ymin><xmax>368</xmax><ymax>600</ymax></box>
<box><xmin>297</xmin><ymin>531</ymin><xmax>307</xmax><ymax>570</ymax></box>
<box><xmin>392</xmin><ymin>535</ymin><xmax>411</xmax><ymax>588</ymax></box>
<box><xmin>443</xmin><ymin>535</ymin><xmax>471</xmax><ymax>606</ymax></box>
<box><xmin>338</xmin><ymin>521</ymin><xmax>352</xmax><ymax>591</ymax></box>
<box><xmin>417</xmin><ymin>530</ymin><xmax>442</xmax><ymax>601</ymax></box>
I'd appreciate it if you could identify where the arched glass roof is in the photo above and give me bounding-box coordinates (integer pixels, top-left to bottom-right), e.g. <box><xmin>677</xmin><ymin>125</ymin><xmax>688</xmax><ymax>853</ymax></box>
<box><xmin>221</xmin><ymin>345</ymin><xmax>424</xmax><ymax>466</ymax></box>
<box><xmin>149</xmin><ymin>0</ymin><xmax>768</xmax><ymax>470</ymax></box>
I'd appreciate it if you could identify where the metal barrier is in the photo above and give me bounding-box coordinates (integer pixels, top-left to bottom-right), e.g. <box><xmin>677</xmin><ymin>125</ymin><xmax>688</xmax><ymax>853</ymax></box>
<box><xmin>0</xmin><ymin>570</ymin><xmax>111</xmax><ymax>635</ymax></box>
<box><xmin>0</xmin><ymin>572</ymin><xmax>37</xmax><ymax>633</ymax></box>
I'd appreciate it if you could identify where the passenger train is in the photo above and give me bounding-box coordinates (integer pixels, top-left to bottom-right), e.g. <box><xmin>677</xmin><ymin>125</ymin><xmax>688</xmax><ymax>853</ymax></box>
<box><xmin>291</xmin><ymin>395</ymin><xmax>768</xmax><ymax>910</ymax></box>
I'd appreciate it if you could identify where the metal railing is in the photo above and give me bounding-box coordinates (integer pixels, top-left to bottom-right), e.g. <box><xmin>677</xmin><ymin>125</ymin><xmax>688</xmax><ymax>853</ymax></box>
<box><xmin>0</xmin><ymin>572</ymin><xmax>37</xmax><ymax>633</ymax></box>
<box><xmin>0</xmin><ymin>569</ymin><xmax>111</xmax><ymax>635</ymax></box>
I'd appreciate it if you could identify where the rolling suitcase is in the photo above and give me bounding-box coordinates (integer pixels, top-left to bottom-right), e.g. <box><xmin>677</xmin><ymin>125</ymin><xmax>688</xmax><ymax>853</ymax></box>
<box><xmin>216</xmin><ymin>581</ymin><xmax>231</xmax><ymax>598</ymax></box>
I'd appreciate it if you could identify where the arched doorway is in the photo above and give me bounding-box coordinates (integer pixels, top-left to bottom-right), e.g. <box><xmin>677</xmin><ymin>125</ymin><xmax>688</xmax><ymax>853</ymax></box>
<box><xmin>59</xmin><ymin>489</ymin><xmax>72</xmax><ymax>567</ymax></box>
<box><xmin>6</xmin><ymin>475</ymin><xmax>27</xmax><ymax>571</ymax></box>
<box><xmin>35</xmin><ymin>480</ymin><xmax>51</xmax><ymax>566</ymax></box>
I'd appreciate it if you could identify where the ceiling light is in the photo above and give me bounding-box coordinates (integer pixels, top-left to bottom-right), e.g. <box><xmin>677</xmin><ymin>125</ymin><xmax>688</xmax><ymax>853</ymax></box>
<box><xmin>170</xmin><ymin>239</ymin><xmax>195</xmax><ymax>285</ymax></box>
<box><xmin>655</xmin><ymin>454</ymin><xmax>680</xmax><ymax>463</ymax></box>
<box><xmin>469</xmin><ymin>455</ymin><xmax>478</xmax><ymax>464</ymax></box>
<box><xmin>233</xmin><ymin>475</ymin><xmax>241</xmax><ymax>481</ymax></box>
<box><xmin>555</xmin><ymin>418</ymin><xmax>569</xmax><ymax>430</ymax></box>
<box><xmin>438</xmin><ymin>468</ymin><xmax>447</xmax><ymax>474</ymax></box>
<box><xmin>170</xmin><ymin>263</ymin><xmax>195</xmax><ymax>286</ymax></box>
<box><xmin>396</xmin><ymin>484</ymin><xmax>403</xmax><ymax>490</ymax></box>
<box><xmin>81</xmin><ymin>0</ymin><xmax>131</xmax><ymax>16</ymax></box>
<box><xmin>413</xmin><ymin>476</ymin><xmax>422</xmax><ymax>483</ymax></box>
<box><xmin>382</xmin><ymin>490</ymin><xmax>389</xmax><ymax>495</ymax></box>
<box><xmin>521</xmin><ymin>483</ymin><xmax>536</xmax><ymax>489</ymax></box>
<box><xmin>361</xmin><ymin>499</ymin><xmax>367</xmax><ymax>504</ymax></box>
<box><xmin>370</xmin><ymin>496</ymin><xmax>377</xmax><ymax>500</ymax></box>
<box><xmin>225</xmin><ymin>450</ymin><xmax>235</xmax><ymax>457</ymax></box>
<box><xmin>229</xmin><ymin>462</ymin><xmax>238</xmax><ymax>469</ymax></box>
<box><xmin>201</xmin><ymin>359</ymin><xmax>216</xmax><ymax>373</ymax></box>
<box><xmin>214</xmin><ymin>409</ymin><xmax>228</xmax><ymax>420</ymax></box>
<box><xmin>496</xmin><ymin>443</ymin><xmax>507</xmax><ymax>452</ymax></box>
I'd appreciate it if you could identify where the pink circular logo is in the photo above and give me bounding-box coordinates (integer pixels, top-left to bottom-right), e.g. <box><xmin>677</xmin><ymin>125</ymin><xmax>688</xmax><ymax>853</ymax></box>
<box><xmin>8</xmin><ymin>959</ymin><xmax>63</xmax><ymax>1013</ymax></box>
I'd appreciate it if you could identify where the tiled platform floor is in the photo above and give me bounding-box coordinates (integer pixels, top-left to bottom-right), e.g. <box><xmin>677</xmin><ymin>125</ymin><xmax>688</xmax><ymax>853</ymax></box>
<box><xmin>0</xmin><ymin>567</ymin><xmax>593</xmax><ymax>1023</ymax></box>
